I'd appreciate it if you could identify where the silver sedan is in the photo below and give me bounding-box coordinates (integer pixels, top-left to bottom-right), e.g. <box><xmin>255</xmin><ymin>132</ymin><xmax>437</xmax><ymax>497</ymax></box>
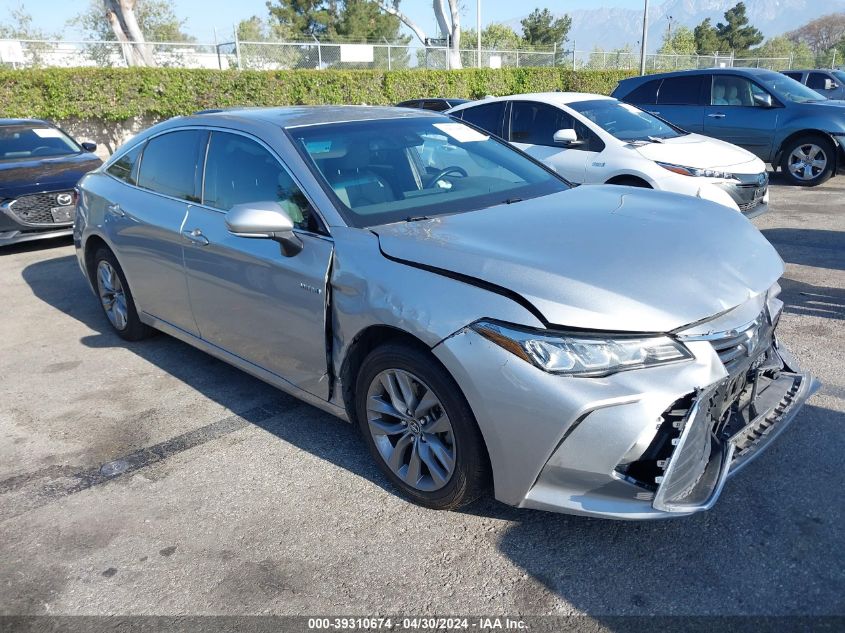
<box><xmin>74</xmin><ymin>106</ymin><xmax>818</xmax><ymax>519</ymax></box>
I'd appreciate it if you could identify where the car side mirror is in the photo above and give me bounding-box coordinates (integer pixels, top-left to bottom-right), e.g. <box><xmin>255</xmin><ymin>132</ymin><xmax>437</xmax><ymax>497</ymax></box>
<box><xmin>226</xmin><ymin>201</ymin><xmax>304</xmax><ymax>257</ymax></box>
<box><xmin>753</xmin><ymin>93</ymin><xmax>774</xmax><ymax>108</ymax></box>
<box><xmin>825</xmin><ymin>78</ymin><xmax>838</xmax><ymax>91</ymax></box>
<box><xmin>81</xmin><ymin>141</ymin><xmax>97</xmax><ymax>152</ymax></box>
<box><xmin>553</xmin><ymin>128</ymin><xmax>583</xmax><ymax>146</ymax></box>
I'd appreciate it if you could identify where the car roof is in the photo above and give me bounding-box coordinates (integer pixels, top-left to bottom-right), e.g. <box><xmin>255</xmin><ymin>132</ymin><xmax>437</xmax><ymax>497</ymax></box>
<box><xmin>0</xmin><ymin>118</ymin><xmax>53</xmax><ymax>126</ymax></box>
<box><xmin>183</xmin><ymin>105</ymin><xmax>445</xmax><ymax>128</ymax></box>
<box><xmin>450</xmin><ymin>92</ymin><xmax>613</xmax><ymax>109</ymax></box>
<box><xmin>619</xmin><ymin>67</ymin><xmax>780</xmax><ymax>84</ymax></box>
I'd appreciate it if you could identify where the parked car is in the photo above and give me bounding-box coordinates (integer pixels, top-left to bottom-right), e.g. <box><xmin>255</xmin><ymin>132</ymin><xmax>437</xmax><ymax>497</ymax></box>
<box><xmin>396</xmin><ymin>98</ymin><xmax>471</xmax><ymax>112</ymax></box>
<box><xmin>75</xmin><ymin>107</ymin><xmax>817</xmax><ymax>519</ymax></box>
<box><xmin>447</xmin><ymin>93</ymin><xmax>769</xmax><ymax>217</ymax></box>
<box><xmin>0</xmin><ymin>119</ymin><xmax>101</xmax><ymax>246</ymax></box>
<box><xmin>782</xmin><ymin>69</ymin><xmax>845</xmax><ymax>100</ymax></box>
<box><xmin>613</xmin><ymin>68</ymin><xmax>845</xmax><ymax>186</ymax></box>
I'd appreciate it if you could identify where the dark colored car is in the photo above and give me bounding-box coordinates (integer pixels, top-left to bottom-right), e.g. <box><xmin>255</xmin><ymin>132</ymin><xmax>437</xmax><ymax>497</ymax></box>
<box><xmin>396</xmin><ymin>98</ymin><xmax>471</xmax><ymax>112</ymax></box>
<box><xmin>782</xmin><ymin>69</ymin><xmax>845</xmax><ymax>101</ymax></box>
<box><xmin>613</xmin><ymin>68</ymin><xmax>845</xmax><ymax>186</ymax></box>
<box><xmin>0</xmin><ymin>119</ymin><xmax>102</xmax><ymax>246</ymax></box>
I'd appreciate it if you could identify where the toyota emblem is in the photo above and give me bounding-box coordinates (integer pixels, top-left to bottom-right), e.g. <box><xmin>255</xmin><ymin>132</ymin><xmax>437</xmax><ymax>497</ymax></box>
<box><xmin>56</xmin><ymin>193</ymin><xmax>73</xmax><ymax>206</ymax></box>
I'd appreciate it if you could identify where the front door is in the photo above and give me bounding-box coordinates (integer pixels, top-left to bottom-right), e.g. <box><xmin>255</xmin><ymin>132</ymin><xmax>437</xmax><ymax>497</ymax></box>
<box><xmin>508</xmin><ymin>100</ymin><xmax>596</xmax><ymax>183</ymax></box>
<box><xmin>704</xmin><ymin>75</ymin><xmax>779</xmax><ymax>160</ymax></box>
<box><xmin>182</xmin><ymin>131</ymin><xmax>334</xmax><ymax>398</ymax></box>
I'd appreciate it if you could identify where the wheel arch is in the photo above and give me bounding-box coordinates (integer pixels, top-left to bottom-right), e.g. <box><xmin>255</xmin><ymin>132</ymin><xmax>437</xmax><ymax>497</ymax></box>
<box><xmin>338</xmin><ymin>323</ymin><xmax>495</xmax><ymax>476</ymax></box>
<box><xmin>82</xmin><ymin>233</ymin><xmax>112</xmax><ymax>289</ymax></box>
<box><xmin>775</xmin><ymin>129</ymin><xmax>839</xmax><ymax>170</ymax></box>
<box><xmin>605</xmin><ymin>174</ymin><xmax>654</xmax><ymax>188</ymax></box>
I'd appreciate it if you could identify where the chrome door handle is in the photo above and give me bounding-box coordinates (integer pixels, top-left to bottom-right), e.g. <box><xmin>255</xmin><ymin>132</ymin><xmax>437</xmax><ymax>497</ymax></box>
<box><xmin>707</xmin><ymin>113</ymin><xmax>726</xmax><ymax>119</ymax></box>
<box><xmin>106</xmin><ymin>203</ymin><xmax>125</xmax><ymax>217</ymax></box>
<box><xmin>182</xmin><ymin>228</ymin><xmax>209</xmax><ymax>246</ymax></box>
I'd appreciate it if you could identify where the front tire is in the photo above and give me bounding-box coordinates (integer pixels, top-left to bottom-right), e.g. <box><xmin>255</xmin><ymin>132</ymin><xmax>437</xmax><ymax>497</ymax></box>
<box><xmin>780</xmin><ymin>135</ymin><xmax>836</xmax><ymax>186</ymax></box>
<box><xmin>354</xmin><ymin>342</ymin><xmax>489</xmax><ymax>510</ymax></box>
<box><xmin>93</xmin><ymin>247</ymin><xmax>153</xmax><ymax>341</ymax></box>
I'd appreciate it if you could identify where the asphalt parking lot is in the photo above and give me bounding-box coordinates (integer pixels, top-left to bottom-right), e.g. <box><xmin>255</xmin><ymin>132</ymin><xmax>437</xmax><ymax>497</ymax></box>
<box><xmin>0</xmin><ymin>175</ymin><xmax>843</xmax><ymax>619</ymax></box>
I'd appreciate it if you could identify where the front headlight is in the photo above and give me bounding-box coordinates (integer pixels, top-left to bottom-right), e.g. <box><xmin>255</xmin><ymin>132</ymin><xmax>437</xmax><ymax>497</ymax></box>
<box><xmin>657</xmin><ymin>161</ymin><xmax>735</xmax><ymax>180</ymax></box>
<box><xmin>471</xmin><ymin>320</ymin><xmax>693</xmax><ymax>377</ymax></box>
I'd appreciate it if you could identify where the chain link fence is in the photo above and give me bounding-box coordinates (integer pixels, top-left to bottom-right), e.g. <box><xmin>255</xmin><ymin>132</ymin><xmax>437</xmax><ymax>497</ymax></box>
<box><xmin>0</xmin><ymin>38</ymin><xmax>793</xmax><ymax>72</ymax></box>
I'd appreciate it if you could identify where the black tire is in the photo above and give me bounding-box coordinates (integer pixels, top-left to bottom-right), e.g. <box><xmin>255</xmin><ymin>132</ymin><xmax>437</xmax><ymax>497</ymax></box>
<box><xmin>92</xmin><ymin>247</ymin><xmax>153</xmax><ymax>341</ymax></box>
<box><xmin>608</xmin><ymin>176</ymin><xmax>652</xmax><ymax>188</ymax></box>
<box><xmin>354</xmin><ymin>342</ymin><xmax>489</xmax><ymax>510</ymax></box>
<box><xmin>780</xmin><ymin>135</ymin><xmax>836</xmax><ymax>187</ymax></box>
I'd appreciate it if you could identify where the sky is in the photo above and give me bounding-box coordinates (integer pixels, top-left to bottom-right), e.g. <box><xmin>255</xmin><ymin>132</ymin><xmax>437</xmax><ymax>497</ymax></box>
<box><xmin>1</xmin><ymin>0</ymin><xmax>648</xmax><ymax>43</ymax></box>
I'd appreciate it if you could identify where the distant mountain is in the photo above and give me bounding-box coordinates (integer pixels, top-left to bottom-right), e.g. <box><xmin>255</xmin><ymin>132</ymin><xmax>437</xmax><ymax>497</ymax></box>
<box><xmin>505</xmin><ymin>0</ymin><xmax>845</xmax><ymax>52</ymax></box>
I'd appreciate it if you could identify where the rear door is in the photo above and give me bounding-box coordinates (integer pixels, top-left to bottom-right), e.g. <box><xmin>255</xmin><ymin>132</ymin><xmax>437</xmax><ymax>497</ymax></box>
<box><xmin>703</xmin><ymin>75</ymin><xmax>779</xmax><ymax>160</ymax></box>
<box><xmin>507</xmin><ymin>100</ymin><xmax>598</xmax><ymax>184</ymax></box>
<box><xmin>102</xmin><ymin>129</ymin><xmax>205</xmax><ymax>335</ymax></box>
<box><xmin>651</xmin><ymin>74</ymin><xmax>707</xmax><ymax>133</ymax></box>
<box><xmin>182</xmin><ymin>130</ymin><xmax>333</xmax><ymax>398</ymax></box>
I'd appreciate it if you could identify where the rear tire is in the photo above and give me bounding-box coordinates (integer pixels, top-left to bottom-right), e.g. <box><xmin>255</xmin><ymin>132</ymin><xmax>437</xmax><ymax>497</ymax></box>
<box><xmin>92</xmin><ymin>247</ymin><xmax>153</xmax><ymax>341</ymax></box>
<box><xmin>780</xmin><ymin>135</ymin><xmax>835</xmax><ymax>186</ymax></box>
<box><xmin>354</xmin><ymin>342</ymin><xmax>489</xmax><ymax>510</ymax></box>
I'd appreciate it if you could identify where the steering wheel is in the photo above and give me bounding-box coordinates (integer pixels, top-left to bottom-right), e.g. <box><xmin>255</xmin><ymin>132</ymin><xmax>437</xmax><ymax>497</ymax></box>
<box><xmin>424</xmin><ymin>166</ymin><xmax>468</xmax><ymax>188</ymax></box>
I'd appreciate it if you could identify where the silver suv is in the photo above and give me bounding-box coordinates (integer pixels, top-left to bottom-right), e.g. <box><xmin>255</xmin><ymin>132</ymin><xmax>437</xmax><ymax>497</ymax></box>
<box><xmin>74</xmin><ymin>107</ymin><xmax>817</xmax><ymax>519</ymax></box>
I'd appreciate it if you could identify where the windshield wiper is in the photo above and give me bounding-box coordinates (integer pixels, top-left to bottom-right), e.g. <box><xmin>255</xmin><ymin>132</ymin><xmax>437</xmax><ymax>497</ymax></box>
<box><xmin>647</xmin><ymin>135</ymin><xmax>666</xmax><ymax>143</ymax></box>
<box><xmin>404</xmin><ymin>214</ymin><xmax>432</xmax><ymax>222</ymax></box>
<box><xmin>502</xmin><ymin>197</ymin><xmax>523</xmax><ymax>204</ymax></box>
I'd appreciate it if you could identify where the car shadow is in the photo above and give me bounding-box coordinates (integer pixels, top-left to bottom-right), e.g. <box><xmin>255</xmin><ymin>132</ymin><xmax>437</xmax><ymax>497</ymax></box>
<box><xmin>20</xmin><ymin>253</ymin><xmax>394</xmax><ymax>498</ymax></box>
<box><xmin>762</xmin><ymin>227</ymin><xmax>845</xmax><ymax>272</ymax></box>
<box><xmin>0</xmin><ymin>235</ymin><xmax>74</xmax><ymax>256</ymax></box>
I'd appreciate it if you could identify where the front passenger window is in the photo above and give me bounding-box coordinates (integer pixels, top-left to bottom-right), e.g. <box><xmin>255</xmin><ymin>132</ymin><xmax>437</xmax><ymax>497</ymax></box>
<box><xmin>509</xmin><ymin>101</ymin><xmax>574</xmax><ymax>146</ymax></box>
<box><xmin>202</xmin><ymin>132</ymin><xmax>313</xmax><ymax>230</ymax></box>
<box><xmin>711</xmin><ymin>76</ymin><xmax>768</xmax><ymax>107</ymax></box>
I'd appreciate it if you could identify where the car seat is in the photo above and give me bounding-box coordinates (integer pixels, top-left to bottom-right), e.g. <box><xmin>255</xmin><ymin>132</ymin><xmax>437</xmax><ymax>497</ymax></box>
<box><xmin>322</xmin><ymin>142</ymin><xmax>395</xmax><ymax>208</ymax></box>
<box><xmin>726</xmin><ymin>85</ymin><xmax>742</xmax><ymax>105</ymax></box>
<box><xmin>712</xmin><ymin>83</ymin><xmax>728</xmax><ymax>105</ymax></box>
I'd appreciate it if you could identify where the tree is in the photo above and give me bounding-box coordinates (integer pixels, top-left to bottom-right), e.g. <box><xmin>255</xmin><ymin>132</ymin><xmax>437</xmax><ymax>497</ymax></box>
<box><xmin>693</xmin><ymin>3</ymin><xmax>763</xmax><ymax>55</ymax></box>
<box><xmin>658</xmin><ymin>25</ymin><xmax>696</xmax><ymax>55</ymax></box>
<box><xmin>715</xmin><ymin>2</ymin><xmax>763</xmax><ymax>54</ymax></box>
<box><xmin>460</xmin><ymin>23</ymin><xmax>522</xmax><ymax>51</ymax></box>
<box><xmin>786</xmin><ymin>13</ymin><xmax>845</xmax><ymax>55</ymax></box>
<box><xmin>72</xmin><ymin>0</ymin><xmax>194</xmax><ymax>66</ymax></box>
<box><xmin>752</xmin><ymin>36</ymin><xmax>815</xmax><ymax>69</ymax></box>
<box><xmin>694</xmin><ymin>18</ymin><xmax>722</xmax><ymax>54</ymax></box>
<box><xmin>0</xmin><ymin>4</ymin><xmax>53</xmax><ymax>39</ymax></box>
<box><xmin>520</xmin><ymin>8</ymin><xmax>571</xmax><ymax>48</ymax></box>
<box><xmin>378</xmin><ymin>0</ymin><xmax>462</xmax><ymax>68</ymax></box>
<box><xmin>0</xmin><ymin>4</ymin><xmax>56</xmax><ymax>66</ymax></box>
<box><xmin>266</xmin><ymin>0</ymin><xmax>333</xmax><ymax>37</ymax></box>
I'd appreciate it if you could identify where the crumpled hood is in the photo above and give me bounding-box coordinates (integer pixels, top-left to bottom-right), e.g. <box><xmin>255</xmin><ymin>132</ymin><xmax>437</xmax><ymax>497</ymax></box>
<box><xmin>632</xmin><ymin>133</ymin><xmax>762</xmax><ymax>172</ymax></box>
<box><xmin>374</xmin><ymin>187</ymin><xmax>783</xmax><ymax>333</ymax></box>
<box><xmin>0</xmin><ymin>153</ymin><xmax>101</xmax><ymax>199</ymax></box>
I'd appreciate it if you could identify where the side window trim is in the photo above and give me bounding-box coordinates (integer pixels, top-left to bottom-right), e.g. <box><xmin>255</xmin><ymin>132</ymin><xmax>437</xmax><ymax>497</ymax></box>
<box><xmin>198</xmin><ymin>128</ymin><xmax>329</xmax><ymax>236</ymax></box>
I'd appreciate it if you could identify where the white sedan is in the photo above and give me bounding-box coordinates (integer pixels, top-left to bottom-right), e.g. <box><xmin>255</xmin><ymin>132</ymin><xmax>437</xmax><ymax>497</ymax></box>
<box><xmin>447</xmin><ymin>93</ymin><xmax>769</xmax><ymax>217</ymax></box>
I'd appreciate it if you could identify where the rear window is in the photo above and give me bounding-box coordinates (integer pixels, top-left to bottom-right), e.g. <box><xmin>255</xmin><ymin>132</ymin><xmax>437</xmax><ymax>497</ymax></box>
<box><xmin>0</xmin><ymin>124</ymin><xmax>80</xmax><ymax>161</ymax></box>
<box><xmin>657</xmin><ymin>76</ymin><xmax>705</xmax><ymax>105</ymax></box>
<box><xmin>621</xmin><ymin>79</ymin><xmax>660</xmax><ymax>105</ymax></box>
<box><xmin>136</xmin><ymin>130</ymin><xmax>205</xmax><ymax>202</ymax></box>
<box><xmin>457</xmin><ymin>101</ymin><xmax>506</xmax><ymax>137</ymax></box>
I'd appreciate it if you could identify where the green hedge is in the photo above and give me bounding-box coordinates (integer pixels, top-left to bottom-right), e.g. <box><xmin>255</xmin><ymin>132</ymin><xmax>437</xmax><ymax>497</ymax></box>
<box><xmin>0</xmin><ymin>67</ymin><xmax>636</xmax><ymax>122</ymax></box>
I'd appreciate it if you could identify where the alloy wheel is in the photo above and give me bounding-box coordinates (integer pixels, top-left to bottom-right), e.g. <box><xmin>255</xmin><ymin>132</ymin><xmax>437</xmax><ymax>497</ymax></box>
<box><xmin>96</xmin><ymin>260</ymin><xmax>128</xmax><ymax>331</ymax></box>
<box><xmin>787</xmin><ymin>143</ymin><xmax>828</xmax><ymax>181</ymax></box>
<box><xmin>365</xmin><ymin>368</ymin><xmax>456</xmax><ymax>492</ymax></box>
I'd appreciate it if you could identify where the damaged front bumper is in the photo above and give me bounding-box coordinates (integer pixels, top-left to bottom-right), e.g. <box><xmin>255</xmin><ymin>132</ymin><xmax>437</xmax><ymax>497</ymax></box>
<box><xmin>432</xmin><ymin>301</ymin><xmax>818</xmax><ymax>520</ymax></box>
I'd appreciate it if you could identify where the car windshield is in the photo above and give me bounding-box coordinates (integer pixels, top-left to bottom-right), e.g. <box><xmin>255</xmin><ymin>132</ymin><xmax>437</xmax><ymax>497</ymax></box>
<box><xmin>0</xmin><ymin>124</ymin><xmax>80</xmax><ymax>161</ymax></box>
<box><xmin>568</xmin><ymin>99</ymin><xmax>685</xmax><ymax>142</ymax></box>
<box><xmin>290</xmin><ymin>117</ymin><xmax>569</xmax><ymax>228</ymax></box>
<box><xmin>758</xmin><ymin>73</ymin><xmax>825</xmax><ymax>103</ymax></box>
